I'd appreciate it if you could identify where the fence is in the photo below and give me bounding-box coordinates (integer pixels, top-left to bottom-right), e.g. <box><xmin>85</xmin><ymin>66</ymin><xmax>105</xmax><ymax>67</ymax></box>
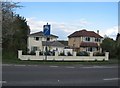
<box><xmin>18</xmin><ymin>50</ymin><xmax>109</xmax><ymax>61</ymax></box>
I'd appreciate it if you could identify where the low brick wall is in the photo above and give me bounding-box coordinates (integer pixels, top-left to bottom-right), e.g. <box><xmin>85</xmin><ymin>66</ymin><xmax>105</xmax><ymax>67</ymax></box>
<box><xmin>18</xmin><ymin>50</ymin><xmax>109</xmax><ymax>61</ymax></box>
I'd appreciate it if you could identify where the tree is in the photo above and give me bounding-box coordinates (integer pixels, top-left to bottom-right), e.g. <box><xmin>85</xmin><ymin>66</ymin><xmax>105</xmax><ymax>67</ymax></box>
<box><xmin>2</xmin><ymin>1</ymin><xmax>30</xmax><ymax>59</ymax></box>
<box><xmin>116</xmin><ymin>33</ymin><xmax>120</xmax><ymax>60</ymax></box>
<box><xmin>101</xmin><ymin>37</ymin><xmax>116</xmax><ymax>59</ymax></box>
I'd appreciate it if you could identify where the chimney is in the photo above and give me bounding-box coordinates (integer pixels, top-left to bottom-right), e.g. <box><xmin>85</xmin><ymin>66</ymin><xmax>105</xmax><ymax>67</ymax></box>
<box><xmin>97</xmin><ymin>30</ymin><xmax>99</xmax><ymax>34</ymax></box>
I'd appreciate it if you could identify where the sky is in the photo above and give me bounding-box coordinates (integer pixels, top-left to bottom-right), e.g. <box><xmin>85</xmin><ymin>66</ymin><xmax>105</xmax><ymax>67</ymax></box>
<box><xmin>15</xmin><ymin>2</ymin><xmax>118</xmax><ymax>40</ymax></box>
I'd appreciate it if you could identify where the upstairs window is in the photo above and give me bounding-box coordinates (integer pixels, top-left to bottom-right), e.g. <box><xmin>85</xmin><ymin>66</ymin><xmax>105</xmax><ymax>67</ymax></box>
<box><xmin>95</xmin><ymin>38</ymin><xmax>101</xmax><ymax>42</ymax></box>
<box><xmin>34</xmin><ymin>37</ymin><xmax>39</xmax><ymax>41</ymax></box>
<box><xmin>85</xmin><ymin>37</ymin><xmax>90</xmax><ymax>41</ymax></box>
<box><xmin>47</xmin><ymin>37</ymin><xmax>50</xmax><ymax>41</ymax></box>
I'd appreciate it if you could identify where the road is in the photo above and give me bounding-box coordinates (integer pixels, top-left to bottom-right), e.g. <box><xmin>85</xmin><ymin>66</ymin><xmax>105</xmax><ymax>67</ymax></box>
<box><xmin>1</xmin><ymin>64</ymin><xmax>119</xmax><ymax>86</ymax></box>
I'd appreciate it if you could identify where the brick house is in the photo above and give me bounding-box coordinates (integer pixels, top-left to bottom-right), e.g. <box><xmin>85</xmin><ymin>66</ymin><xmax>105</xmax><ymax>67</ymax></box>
<box><xmin>68</xmin><ymin>29</ymin><xmax>103</xmax><ymax>52</ymax></box>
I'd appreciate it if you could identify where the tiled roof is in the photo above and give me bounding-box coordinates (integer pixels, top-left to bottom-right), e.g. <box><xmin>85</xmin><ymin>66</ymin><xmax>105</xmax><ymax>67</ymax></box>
<box><xmin>80</xmin><ymin>42</ymin><xmax>98</xmax><ymax>47</ymax></box>
<box><xmin>42</xmin><ymin>41</ymin><xmax>65</xmax><ymax>47</ymax></box>
<box><xmin>68</xmin><ymin>29</ymin><xmax>103</xmax><ymax>38</ymax></box>
<box><xmin>57</xmin><ymin>40</ymin><xmax>68</xmax><ymax>46</ymax></box>
<box><xmin>29</xmin><ymin>31</ymin><xmax>58</xmax><ymax>38</ymax></box>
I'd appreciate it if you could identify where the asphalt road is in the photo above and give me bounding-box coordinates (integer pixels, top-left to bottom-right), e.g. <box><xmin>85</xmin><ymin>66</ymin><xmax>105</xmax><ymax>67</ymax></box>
<box><xmin>1</xmin><ymin>64</ymin><xmax>119</xmax><ymax>86</ymax></box>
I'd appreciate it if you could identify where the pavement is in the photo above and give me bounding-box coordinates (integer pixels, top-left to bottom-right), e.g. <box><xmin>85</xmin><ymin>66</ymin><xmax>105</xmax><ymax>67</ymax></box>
<box><xmin>1</xmin><ymin>64</ymin><xmax>119</xmax><ymax>86</ymax></box>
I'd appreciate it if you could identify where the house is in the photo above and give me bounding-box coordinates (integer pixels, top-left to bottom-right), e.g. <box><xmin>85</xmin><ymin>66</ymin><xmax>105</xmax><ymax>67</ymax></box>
<box><xmin>27</xmin><ymin>31</ymin><xmax>58</xmax><ymax>53</ymax></box>
<box><xmin>28</xmin><ymin>23</ymin><xmax>60</xmax><ymax>53</ymax></box>
<box><xmin>27</xmin><ymin>23</ymin><xmax>69</xmax><ymax>54</ymax></box>
<box><xmin>68</xmin><ymin>29</ymin><xmax>103</xmax><ymax>52</ymax></box>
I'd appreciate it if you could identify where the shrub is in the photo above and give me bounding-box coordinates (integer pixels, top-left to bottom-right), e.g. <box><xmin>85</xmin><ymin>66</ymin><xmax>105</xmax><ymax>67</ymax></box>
<box><xmin>77</xmin><ymin>51</ymin><xmax>89</xmax><ymax>56</ymax></box>
<box><xmin>67</xmin><ymin>52</ymin><xmax>72</xmax><ymax>56</ymax></box>
<box><xmin>93</xmin><ymin>52</ymin><xmax>105</xmax><ymax>56</ymax></box>
<box><xmin>44</xmin><ymin>51</ymin><xmax>51</xmax><ymax>56</ymax></box>
<box><xmin>29</xmin><ymin>51</ymin><xmax>35</xmax><ymax>55</ymax></box>
<box><xmin>39</xmin><ymin>51</ymin><xmax>43</xmax><ymax>55</ymax></box>
<box><xmin>59</xmin><ymin>52</ymin><xmax>65</xmax><ymax>56</ymax></box>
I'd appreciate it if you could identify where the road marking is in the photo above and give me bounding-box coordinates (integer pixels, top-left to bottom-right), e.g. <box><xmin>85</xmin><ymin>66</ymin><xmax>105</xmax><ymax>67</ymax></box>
<box><xmin>103</xmin><ymin>78</ymin><xmax>120</xmax><ymax>81</ymax></box>
<box><xmin>49</xmin><ymin>66</ymin><xmax>59</xmax><ymax>68</ymax></box>
<box><xmin>82</xmin><ymin>67</ymin><xmax>93</xmax><ymax>68</ymax></box>
<box><xmin>0</xmin><ymin>81</ymin><xmax>7</xmax><ymax>84</ymax></box>
<box><xmin>82</xmin><ymin>66</ymin><xmax>117</xmax><ymax>69</ymax></box>
<box><xmin>14</xmin><ymin>65</ymin><xmax>26</xmax><ymax>66</ymax></box>
<box><xmin>27</xmin><ymin>65</ymin><xmax>38</xmax><ymax>67</ymax></box>
<box><xmin>66</xmin><ymin>66</ymin><xmax>75</xmax><ymax>68</ymax></box>
<box><xmin>2</xmin><ymin>64</ymin><xmax>12</xmax><ymax>66</ymax></box>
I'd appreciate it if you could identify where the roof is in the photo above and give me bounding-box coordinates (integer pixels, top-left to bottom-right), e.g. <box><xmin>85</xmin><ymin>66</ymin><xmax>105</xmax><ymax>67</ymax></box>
<box><xmin>80</xmin><ymin>42</ymin><xmax>98</xmax><ymax>47</ymax></box>
<box><xmin>68</xmin><ymin>29</ymin><xmax>103</xmax><ymax>38</ymax></box>
<box><xmin>57</xmin><ymin>40</ymin><xmax>68</xmax><ymax>46</ymax></box>
<box><xmin>28</xmin><ymin>31</ymin><xmax>58</xmax><ymax>38</ymax></box>
<box><xmin>42</xmin><ymin>41</ymin><xmax>65</xmax><ymax>47</ymax></box>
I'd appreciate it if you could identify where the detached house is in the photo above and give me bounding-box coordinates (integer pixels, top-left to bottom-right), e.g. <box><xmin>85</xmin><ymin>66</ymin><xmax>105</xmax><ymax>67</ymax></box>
<box><xmin>68</xmin><ymin>29</ymin><xmax>103</xmax><ymax>52</ymax></box>
<box><xmin>28</xmin><ymin>31</ymin><xmax>58</xmax><ymax>52</ymax></box>
<box><xmin>27</xmin><ymin>23</ymin><xmax>66</xmax><ymax>54</ymax></box>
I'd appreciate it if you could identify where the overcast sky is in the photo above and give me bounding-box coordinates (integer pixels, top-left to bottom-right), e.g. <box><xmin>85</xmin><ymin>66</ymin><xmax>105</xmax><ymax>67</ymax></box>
<box><xmin>15</xmin><ymin>2</ymin><xmax>118</xmax><ymax>40</ymax></box>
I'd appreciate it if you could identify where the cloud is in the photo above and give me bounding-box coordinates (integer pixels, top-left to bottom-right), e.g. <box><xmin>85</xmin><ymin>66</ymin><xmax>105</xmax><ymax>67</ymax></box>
<box><xmin>26</xmin><ymin>17</ymin><xmax>47</xmax><ymax>32</ymax></box>
<box><xmin>26</xmin><ymin>17</ymin><xmax>92</xmax><ymax>40</ymax></box>
<box><xmin>79</xmin><ymin>18</ymin><xmax>92</xmax><ymax>26</ymax></box>
<box><xmin>26</xmin><ymin>17</ymin><xmax>118</xmax><ymax>40</ymax></box>
<box><xmin>99</xmin><ymin>26</ymin><xmax>118</xmax><ymax>40</ymax></box>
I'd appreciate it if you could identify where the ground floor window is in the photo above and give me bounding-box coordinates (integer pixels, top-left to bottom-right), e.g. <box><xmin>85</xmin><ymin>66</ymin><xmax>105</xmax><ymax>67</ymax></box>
<box><xmin>31</xmin><ymin>46</ymin><xmax>38</xmax><ymax>52</ymax></box>
<box><xmin>86</xmin><ymin>47</ymin><xmax>97</xmax><ymax>52</ymax></box>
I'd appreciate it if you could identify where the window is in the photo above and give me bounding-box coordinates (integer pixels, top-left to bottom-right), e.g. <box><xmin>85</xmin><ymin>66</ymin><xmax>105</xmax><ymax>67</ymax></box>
<box><xmin>86</xmin><ymin>47</ymin><xmax>92</xmax><ymax>52</ymax></box>
<box><xmin>85</xmin><ymin>37</ymin><xmax>90</xmax><ymax>41</ymax></box>
<box><xmin>95</xmin><ymin>38</ymin><xmax>101</xmax><ymax>42</ymax></box>
<box><xmin>34</xmin><ymin>37</ymin><xmax>39</xmax><ymax>41</ymax></box>
<box><xmin>47</xmin><ymin>37</ymin><xmax>50</xmax><ymax>41</ymax></box>
<box><xmin>31</xmin><ymin>46</ymin><xmax>38</xmax><ymax>52</ymax></box>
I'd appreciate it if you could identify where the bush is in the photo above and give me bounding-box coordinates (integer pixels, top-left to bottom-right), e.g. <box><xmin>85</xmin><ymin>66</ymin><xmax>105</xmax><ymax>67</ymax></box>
<box><xmin>93</xmin><ymin>52</ymin><xmax>105</xmax><ymax>56</ymax></box>
<box><xmin>59</xmin><ymin>52</ymin><xmax>65</xmax><ymax>56</ymax></box>
<box><xmin>44</xmin><ymin>51</ymin><xmax>51</xmax><ymax>56</ymax></box>
<box><xmin>67</xmin><ymin>52</ymin><xmax>72</xmax><ymax>56</ymax></box>
<box><xmin>77</xmin><ymin>51</ymin><xmax>89</xmax><ymax>56</ymax></box>
<box><xmin>39</xmin><ymin>51</ymin><xmax>43</xmax><ymax>55</ymax></box>
<box><xmin>29</xmin><ymin>51</ymin><xmax>35</xmax><ymax>55</ymax></box>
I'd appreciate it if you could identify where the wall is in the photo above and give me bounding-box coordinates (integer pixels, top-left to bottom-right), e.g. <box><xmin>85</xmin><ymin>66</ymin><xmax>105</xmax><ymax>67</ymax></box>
<box><xmin>64</xmin><ymin>49</ymin><xmax>73</xmax><ymax>56</ymax></box>
<box><xmin>28</xmin><ymin>37</ymin><xmax>43</xmax><ymax>52</ymax></box>
<box><xmin>18</xmin><ymin>50</ymin><xmax>109</xmax><ymax>61</ymax></box>
<box><xmin>68</xmin><ymin>37</ymin><xmax>81</xmax><ymax>48</ymax></box>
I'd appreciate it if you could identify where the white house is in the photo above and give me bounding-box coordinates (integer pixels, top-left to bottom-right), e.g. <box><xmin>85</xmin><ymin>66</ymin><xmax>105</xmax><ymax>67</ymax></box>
<box><xmin>27</xmin><ymin>31</ymin><xmax>58</xmax><ymax>53</ymax></box>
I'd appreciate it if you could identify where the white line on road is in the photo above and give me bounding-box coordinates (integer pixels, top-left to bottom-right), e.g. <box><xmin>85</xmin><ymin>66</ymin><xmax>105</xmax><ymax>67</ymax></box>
<box><xmin>27</xmin><ymin>65</ymin><xmax>38</xmax><ymax>67</ymax></box>
<box><xmin>49</xmin><ymin>66</ymin><xmax>59</xmax><ymax>68</ymax></box>
<box><xmin>82</xmin><ymin>66</ymin><xmax>117</xmax><ymax>69</ymax></box>
<box><xmin>14</xmin><ymin>65</ymin><xmax>26</xmax><ymax>67</ymax></box>
<box><xmin>66</xmin><ymin>66</ymin><xmax>75</xmax><ymax>68</ymax></box>
<box><xmin>2</xmin><ymin>64</ymin><xmax>12</xmax><ymax>66</ymax></box>
<box><xmin>103</xmin><ymin>78</ymin><xmax>120</xmax><ymax>81</ymax></box>
<box><xmin>0</xmin><ymin>81</ymin><xmax>7</xmax><ymax>84</ymax></box>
